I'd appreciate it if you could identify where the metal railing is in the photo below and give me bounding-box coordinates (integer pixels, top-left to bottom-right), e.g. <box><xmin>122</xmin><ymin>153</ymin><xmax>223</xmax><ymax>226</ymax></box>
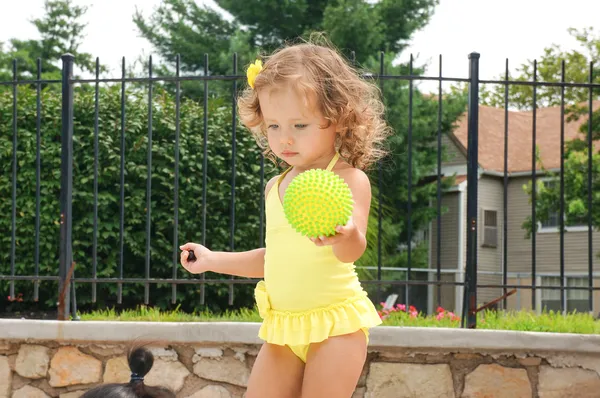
<box><xmin>1</xmin><ymin>51</ymin><xmax>599</xmax><ymax>328</ymax></box>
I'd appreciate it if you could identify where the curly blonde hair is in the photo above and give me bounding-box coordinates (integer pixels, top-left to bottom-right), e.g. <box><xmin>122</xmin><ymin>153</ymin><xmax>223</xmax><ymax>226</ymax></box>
<box><xmin>238</xmin><ymin>40</ymin><xmax>390</xmax><ymax>170</ymax></box>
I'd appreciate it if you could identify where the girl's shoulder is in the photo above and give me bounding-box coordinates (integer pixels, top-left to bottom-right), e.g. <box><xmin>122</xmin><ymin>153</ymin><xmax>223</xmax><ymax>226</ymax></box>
<box><xmin>334</xmin><ymin>162</ymin><xmax>369</xmax><ymax>183</ymax></box>
<box><xmin>333</xmin><ymin>165</ymin><xmax>372</xmax><ymax>200</ymax></box>
<box><xmin>265</xmin><ymin>175</ymin><xmax>280</xmax><ymax>197</ymax></box>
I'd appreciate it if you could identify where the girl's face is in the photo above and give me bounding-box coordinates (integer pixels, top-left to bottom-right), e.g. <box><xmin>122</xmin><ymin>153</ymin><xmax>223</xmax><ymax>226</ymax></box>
<box><xmin>258</xmin><ymin>84</ymin><xmax>337</xmax><ymax>170</ymax></box>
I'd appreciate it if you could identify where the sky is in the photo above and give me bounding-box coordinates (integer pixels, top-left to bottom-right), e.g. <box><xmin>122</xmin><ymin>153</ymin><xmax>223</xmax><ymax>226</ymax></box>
<box><xmin>1</xmin><ymin>0</ymin><xmax>598</xmax><ymax>93</ymax></box>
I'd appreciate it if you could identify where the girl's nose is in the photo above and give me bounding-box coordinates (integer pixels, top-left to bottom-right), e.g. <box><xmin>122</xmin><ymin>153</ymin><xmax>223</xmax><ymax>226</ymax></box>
<box><xmin>280</xmin><ymin>133</ymin><xmax>293</xmax><ymax>145</ymax></box>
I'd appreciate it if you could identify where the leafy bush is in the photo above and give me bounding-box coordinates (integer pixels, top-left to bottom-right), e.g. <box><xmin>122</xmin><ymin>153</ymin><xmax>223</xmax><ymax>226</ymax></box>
<box><xmin>0</xmin><ymin>84</ymin><xmax>276</xmax><ymax>312</ymax></box>
<box><xmin>0</xmin><ymin>75</ymin><xmax>464</xmax><ymax>315</ymax></box>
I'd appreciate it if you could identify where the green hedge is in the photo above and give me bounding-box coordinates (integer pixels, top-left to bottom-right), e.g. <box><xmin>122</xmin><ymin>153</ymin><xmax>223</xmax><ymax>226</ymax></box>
<box><xmin>0</xmin><ymin>84</ymin><xmax>276</xmax><ymax>312</ymax></box>
<box><xmin>0</xmin><ymin>81</ymin><xmax>441</xmax><ymax>315</ymax></box>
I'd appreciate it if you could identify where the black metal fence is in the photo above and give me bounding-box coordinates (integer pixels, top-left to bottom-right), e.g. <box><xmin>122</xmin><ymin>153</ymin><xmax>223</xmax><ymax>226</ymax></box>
<box><xmin>1</xmin><ymin>51</ymin><xmax>599</xmax><ymax>328</ymax></box>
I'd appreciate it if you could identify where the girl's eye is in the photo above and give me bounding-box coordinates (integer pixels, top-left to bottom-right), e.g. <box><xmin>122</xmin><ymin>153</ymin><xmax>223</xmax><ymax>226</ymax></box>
<box><xmin>295</xmin><ymin>124</ymin><xmax>308</xmax><ymax>129</ymax></box>
<box><xmin>268</xmin><ymin>124</ymin><xmax>279</xmax><ymax>130</ymax></box>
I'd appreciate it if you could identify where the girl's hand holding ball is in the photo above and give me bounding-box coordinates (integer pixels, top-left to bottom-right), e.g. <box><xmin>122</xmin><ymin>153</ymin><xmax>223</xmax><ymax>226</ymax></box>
<box><xmin>309</xmin><ymin>216</ymin><xmax>359</xmax><ymax>247</ymax></box>
<box><xmin>283</xmin><ymin>168</ymin><xmax>354</xmax><ymax>246</ymax></box>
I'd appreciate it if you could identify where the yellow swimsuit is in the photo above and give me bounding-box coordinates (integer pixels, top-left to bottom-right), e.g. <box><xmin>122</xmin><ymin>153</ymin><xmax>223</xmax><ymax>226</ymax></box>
<box><xmin>254</xmin><ymin>153</ymin><xmax>382</xmax><ymax>362</ymax></box>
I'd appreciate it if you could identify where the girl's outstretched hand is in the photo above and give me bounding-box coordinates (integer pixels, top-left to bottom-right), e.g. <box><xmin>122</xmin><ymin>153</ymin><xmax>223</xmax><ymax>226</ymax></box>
<box><xmin>180</xmin><ymin>242</ymin><xmax>212</xmax><ymax>274</ymax></box>
<box><xmin>309</xmin><ymin>217</ymin><xmax>359</xmax><ymax>247</ymax></box>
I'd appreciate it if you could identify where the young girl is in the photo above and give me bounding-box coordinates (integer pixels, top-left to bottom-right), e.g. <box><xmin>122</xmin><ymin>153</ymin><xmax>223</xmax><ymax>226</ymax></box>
<box><xmin>180</xmin><ymin>40</ymin><xmax>390</xmax><ymax>398</ymax></box>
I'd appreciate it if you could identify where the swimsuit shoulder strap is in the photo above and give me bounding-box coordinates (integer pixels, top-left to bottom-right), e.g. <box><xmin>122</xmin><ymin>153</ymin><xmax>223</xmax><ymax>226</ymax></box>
<box><xmin>325</xmin><ymin>152</ymin><xmax>340</xmax><ymax>171</ymax></box>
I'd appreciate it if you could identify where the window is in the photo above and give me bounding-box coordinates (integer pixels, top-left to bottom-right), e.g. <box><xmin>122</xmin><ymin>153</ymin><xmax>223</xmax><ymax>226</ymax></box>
<box><xmin>567</xmin><ymin>277</ymin><xmax>590</xmax><ymax>313</ymax></box>
<box><xmin>541</xmin><ymin>276</ymin><xmax>591</xmax><ymax>313</ymax></box>
<box><xmin>540</xmin><ymin>277</ymin><xmax>561</xmax><ymax>312</ymax></box>
<box><xmin>539</xmin><ymin>179</ymin><xmax>586</xmax><ymax>231</ymax></box>
<box><xmin>540</xmin><ymin>180</ymin><xmax>560</xmax><ymax>229</ymax></box>
<box><xmin>482</xmin><ymin>209</ymin><xmax>498</xmax><ymax>248</ymax></box>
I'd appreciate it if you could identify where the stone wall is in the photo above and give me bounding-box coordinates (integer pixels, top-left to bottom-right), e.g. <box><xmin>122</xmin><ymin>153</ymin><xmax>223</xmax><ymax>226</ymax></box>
<box><xmin>1</xmin><ymin>320</ymin><xmax>600</xmax><ymax>397</ymax></box>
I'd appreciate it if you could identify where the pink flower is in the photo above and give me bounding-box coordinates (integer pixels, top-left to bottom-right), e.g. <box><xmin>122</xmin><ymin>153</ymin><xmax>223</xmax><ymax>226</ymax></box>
<box><xmin>396</xmin><ymin>304</ymin><xmax>406</xmax><ymax>311</ymax></box>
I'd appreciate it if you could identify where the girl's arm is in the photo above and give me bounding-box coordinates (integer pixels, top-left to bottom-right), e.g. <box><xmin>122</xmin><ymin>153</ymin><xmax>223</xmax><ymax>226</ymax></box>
<box><xmin>311</xmin><ymin>168</ymin><xmax>371</xmax><ymax>263</ymax></box>
<box><xmin>180</xmin><ymin>175</ymin><xmax>280</xmax><ymax>278</ymax></box>
<box><xmin>196</xmin><ymin>248</ymin><xmax>267</xmax><ymax>278</ymax></box>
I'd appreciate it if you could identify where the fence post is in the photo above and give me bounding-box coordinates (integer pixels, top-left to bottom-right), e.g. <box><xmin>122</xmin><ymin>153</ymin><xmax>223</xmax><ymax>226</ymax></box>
<box><xmin>58</xmin><ymin>53</ymin><xmax>74</xmax><ymax>321</ymax></box>
<box><xmin>465</xmin><ymin>52</ymin><xmax>480</xmax><ymax>328</ymax></box>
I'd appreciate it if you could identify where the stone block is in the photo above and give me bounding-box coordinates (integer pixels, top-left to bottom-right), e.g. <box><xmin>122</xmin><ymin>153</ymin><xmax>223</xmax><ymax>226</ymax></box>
<box><xmin>0</xmin><ymin>356</ymin><xmax>10</xmax><ymax>398</ymax></box>
<box><xmin>463</xmin><ymin>364</ymin><xmax>531</xmax><ymax>398</ymax></box>
<box><xmin>186</xmin><ymin>385</ymin><xmax>232</xmax><ymax>398</ymax></box>
<box><xmin>15</xmin><ymin>344</ymin><xmax>50</xmax><ymax>379</ymax></box>
<box><xmin>145</xmin><ymin>358</ymin><xmax>190</xmax><ymax>393</ymax></box>
<box><xmin>365</xmin><ymin>363</ymin><xmax>454</xmax><ymax>398</ymax></box>
<box><xmin>538</xmin><ymin>366</ymin><xmax>600</xmax><ymax>397</ymax></box>
<box><xmin>48</xmin><ymin>347</ymin><xmax>102</xmax><ymax>387</ymax></box>
<box><xmin>103</xmin><ymin>356</ymin><xmax>130</xmax><ymax>384</ymax></box>
<box><xmin>149</xmin><ymin>347</ymin><xmax>178</xmax><ymax>362</ymax></box>
<box><xmin>59</xmin><ymin>391</ymin><xmax>86</xmax><ymax>398</ymax></box>
<box><xmin>193</xmin><ymin>356</ymin><xmax>250</xmax><ymax>388</ymax></box>
<box><xmin>88</xmin><ymin>344</ymin><xmax>125</xmax><ymax>357</ymax></box>
<box><xmin>12</xmin><ymin>385</ymin><xmax>50</xmax><ymax>398</ymax></box>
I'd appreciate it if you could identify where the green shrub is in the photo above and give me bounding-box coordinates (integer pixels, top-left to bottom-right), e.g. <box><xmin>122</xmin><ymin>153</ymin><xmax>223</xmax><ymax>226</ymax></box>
<box><xmin>0</xmin><ymin>84</ymin><xmax>277</xmax><ymax>312</ymax></box>
<box><xmin>0</xmin><ymin>80</ymin><xmax>451</xmax><ymax>315</ymax></box>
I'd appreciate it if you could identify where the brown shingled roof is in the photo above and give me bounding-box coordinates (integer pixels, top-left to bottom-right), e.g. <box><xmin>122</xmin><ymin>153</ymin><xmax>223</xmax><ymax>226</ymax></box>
<box><xmin>450</xmin><ymin>101</ymin><xmax>600</xmax><ymax>173</ymax></box>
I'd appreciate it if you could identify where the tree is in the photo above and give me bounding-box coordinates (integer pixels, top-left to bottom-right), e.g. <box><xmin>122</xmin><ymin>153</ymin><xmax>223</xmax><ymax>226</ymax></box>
<box><xmin>498</xmin><ymin>28</ymin><xmax>600</xmax><ymax>244</ymax></box>
<box><xmin>481</xmin><ymin>27</ymin><xmax>600</xmax><ymax>110</ymax></box>
<box><xmin>133</xmin><ymin>0</ymin><xmax>467</xmax><ymax>295</ymax></box>
<box><xmin>522</xmin><ymin>146</ymin><xmax>600</xmax><ymax>239</ymax></box>
<box><xmin>132</xmin><ymin>0</ymin><xmax>440</xmax><ymax>100</ymax></box>
<box><xmin>134</xmin><ymin>0</ymin><xmax>439</xmax><ymax>75</ymax></box>
<box><xmin>0</xmin><ymin>0</ymin><xmax>103</xmax><ymax>82</ymax></box>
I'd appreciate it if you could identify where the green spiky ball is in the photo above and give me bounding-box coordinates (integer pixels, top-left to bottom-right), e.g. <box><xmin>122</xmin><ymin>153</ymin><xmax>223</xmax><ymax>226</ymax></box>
<box><xmin>283</xmin><ymin>169</ymin><xmax>354</xmax><ymax>238</ymax></box>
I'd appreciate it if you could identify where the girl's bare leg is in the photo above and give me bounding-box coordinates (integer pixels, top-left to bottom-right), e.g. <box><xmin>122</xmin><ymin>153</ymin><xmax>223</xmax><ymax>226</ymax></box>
<box><xmin>246</xmin><ymin>342</ymin><xmax>305</xmax><ymax>398</ymax></box>
<box><xmin>301</xmin><ymin>330</ymin><xmax>367</xmax><ymax>398</ymax></box>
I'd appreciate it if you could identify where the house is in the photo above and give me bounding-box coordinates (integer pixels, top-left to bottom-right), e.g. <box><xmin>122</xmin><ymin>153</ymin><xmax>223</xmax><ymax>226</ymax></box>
<box><xmin>428</xmin><ymin>101</ymin><xmax>600</xmax><ymax>315</ymax></box>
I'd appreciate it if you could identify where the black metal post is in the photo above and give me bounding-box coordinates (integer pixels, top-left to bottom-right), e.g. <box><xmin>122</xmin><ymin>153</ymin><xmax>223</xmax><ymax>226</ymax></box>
<box><xmin>229</xmin><ymin>53</ymin><xmax>237</xmax><ymax>306</ymax></box>
<box><xmin>58</xmin><ymin>54</ymin><xmax>74</xmax><ymax>320</ymax></box>
<box><xmin>436</xmin><ymin>54</ymin><xmax>443</xmax><ymax>309</ymax></box>
<box><xmin>10</xmin><ymin>60</ymin><xmax>17</xmax><ymax>303</ymax></box>
<box><xmin>406</xmin><ymin>54</ymin><xmax>414</xmax><ymax>310</ymax></box>
<box><xmin>559</xmin><ymin>60</ymin><xmax>566</xmax><ymax>313</ymax></box>
<box><xmin>172</xmin><ymin>54</ymin><xmax>181</xmax><ymax>305</ymax></box>
<box><xmin>146</xmin><ymin>55</ymin><xmax>154</xmax><ymax>305</ymax></box>
<box><xmin>465</xmin><ymin>52</ymin><xmax>480</xmax><ymax>328</ymax></box>
<box><xmin>587</xmin><ymin>61</ymin><xmax>594</xmax><ymax>314</ymax></box>
<box><xmin>377</xmin><ymin>51</ymin><xmax>384</xmax><ymax>305</ymax></box>
<box><xmin>200</xmin><ymin>53</ymin><xmax>209</xmax><ymax>305</ymax></box>
<box><xmin>502</xmin><ymin>59</ymin><xmax>509</xmax><ymax>310</ymax></box>
<box><xmin>531</xmin><ymin>61</ymin><xmax>538</xmax><ymax>311</ymax></box>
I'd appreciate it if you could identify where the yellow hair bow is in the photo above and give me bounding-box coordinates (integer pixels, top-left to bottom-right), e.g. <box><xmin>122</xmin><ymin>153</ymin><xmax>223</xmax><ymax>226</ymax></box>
<box><xmin>247</xmin><ymin>59</ymin><xmax>262</xmax><ymax>89</ymax></box>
